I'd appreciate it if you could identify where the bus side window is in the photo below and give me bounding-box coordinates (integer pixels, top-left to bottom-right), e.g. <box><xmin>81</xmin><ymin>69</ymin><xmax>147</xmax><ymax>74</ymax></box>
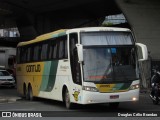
<box><xmin>59</xmin><ymin>40</ymin><xmax>64</xmax><ymax>59</ymax></box>
<box><xmin>69</xmin><ymin>33</ymin><xmax>82</xmax><ymax>85</ymax></box>
<box><xmin>27</xmin><ymin>47</ymin><xmax>31</xmax><ymax>62</ymax></box>
<box><xmin>53</xmin><ymin>40</ymin><xmax>59</xmax><ymax>59</ymax></box>
<box><xmin>58</xmin><ymin>36</ymin><xmax>68</xmax><ymax>59</ymax></box>
<box><xmin>64</xmin><ymin>37</ymin><xmax>68</xmax><ymax>58</ymax></box>
<box><xmin>41</xmin><ymin>43</ymin><xmax>48</xmax><ymax>60</ymax></box>
<box><xmin>49</xmin><ymin>36</ymin><xmax>68</xmax><ymax>60</ymax></box>
<box><xmin>48</xmin><ymin>40</ymin><xmax>53</xmax><ymax>60</ymax></box>
<box><xmin>33</xmin><ymin>45</ymin><xmax>40</xmax><ymax>61</ymax></box>
<box><xmin>48</xmin><ymin>39</ymin><xmax>56</xmax><ymax>60</ymax></box>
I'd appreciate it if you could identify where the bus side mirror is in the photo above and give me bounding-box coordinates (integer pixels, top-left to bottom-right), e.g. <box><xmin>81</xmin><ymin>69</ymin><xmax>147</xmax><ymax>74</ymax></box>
<box><xmin>76</xmin><ymin>44</ymin><xmax>83</xmax><ymax>63</ymax></box>
<box><xmin>136</xmin><ymin>43</ymin><xmax>148</xmax><ymax>61</ymax></box>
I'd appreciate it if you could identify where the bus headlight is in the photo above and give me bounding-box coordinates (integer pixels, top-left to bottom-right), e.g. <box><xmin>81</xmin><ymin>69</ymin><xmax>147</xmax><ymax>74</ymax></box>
<box><xmin>82</xmin><ymin>86</ymin><xmax>99</xmax><ymax>92</ymax></box>
<box><xmin>132</xmin><ymin>97</ymin><xmax>137</xmax><ymax>101</ymax></box>
<box><xmin>129</xmin><ymin>84</ymin><xmax>139</xmax><ymax>90</ymax></box>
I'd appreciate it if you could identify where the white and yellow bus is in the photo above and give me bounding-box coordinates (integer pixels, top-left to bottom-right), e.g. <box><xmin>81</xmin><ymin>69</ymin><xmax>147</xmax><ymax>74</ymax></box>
<box><xmin>16</xmin><ymin>27</ymin><xmax>148</xmax><ymax>109</ymax></box>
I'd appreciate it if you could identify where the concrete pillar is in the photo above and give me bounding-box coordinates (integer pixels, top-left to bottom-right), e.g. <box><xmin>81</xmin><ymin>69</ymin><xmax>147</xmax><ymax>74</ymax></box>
<box><xmin>116</xmin><ymin>0</ymin><xmax>160</xmax><ymax>89</ymax></box>
<box><xmin>116</xmin><ymin>0</ymin><xmax>160</xmax><ymax>60</ymax></box>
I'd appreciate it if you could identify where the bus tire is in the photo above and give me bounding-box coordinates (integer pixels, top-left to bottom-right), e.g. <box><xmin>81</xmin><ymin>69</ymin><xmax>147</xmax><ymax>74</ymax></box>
<box><xmin>28</xmin><ymin>85</ymin><xmax>34</xmax><ymax>101</ymax></box>
<box><xmin>23</xmin><ymin>83</ymin><xmax>27</xmax><ymax>99</ymax></box>
<box><xmin>109</xmin><ymin>102</ymin><xmax>119</xmax><ymax>109</ymax></box>
<box><xmin>64</xmin><ymin>89</ymin><xmax>74</xmax><ymax>109</ymax></box>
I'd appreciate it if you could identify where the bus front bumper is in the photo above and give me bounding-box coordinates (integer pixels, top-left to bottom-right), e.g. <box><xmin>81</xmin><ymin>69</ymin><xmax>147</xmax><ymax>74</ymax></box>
<box><xmin>80</xmin><ymin>89</ymin><xmax>139</xmax><ymax>104</ymax></box>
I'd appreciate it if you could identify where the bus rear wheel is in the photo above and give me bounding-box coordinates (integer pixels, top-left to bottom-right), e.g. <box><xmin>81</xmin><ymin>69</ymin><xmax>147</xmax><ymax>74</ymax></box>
<box><xmin>23</xmin><ymin>84</ymin><xmax>27</xmax><ymax>99</ymax></box>
<box><xmin>28</xmin><ymin>85</ymin><xmax>34</xmax><ymax>101</ymax></box>
<box><xmin>64</xmin><ymin>89</ymin><xmax>74</xmax><ymax>109</ymax></box>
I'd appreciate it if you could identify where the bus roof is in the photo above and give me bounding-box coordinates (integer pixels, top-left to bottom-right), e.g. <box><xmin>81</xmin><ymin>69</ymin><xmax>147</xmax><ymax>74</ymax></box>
<box><xmin>66</xmin><ymin>27</ymin><xmax>131</xmax><ymax>34</ymax></box>
<box><xmin>17</xmin><ymin>27</ymin><xmax>131</xmax><ymax>47</ymax></box>
<box><xmin>17</xmin><ymin>29</ymin><xmax>67</xmax><ymax>46</ymax></box>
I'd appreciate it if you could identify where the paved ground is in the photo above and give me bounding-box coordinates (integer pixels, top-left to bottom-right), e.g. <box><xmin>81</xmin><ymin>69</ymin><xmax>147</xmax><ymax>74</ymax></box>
<box><xmin>0</xmin><ymin>88</ymin><xmax>160</xmax><ymax>120</ymax></box>
<box><xmin>0</xmin><ymin>87</ymin><xmax>21</xmax><ymax>103</ymax></box>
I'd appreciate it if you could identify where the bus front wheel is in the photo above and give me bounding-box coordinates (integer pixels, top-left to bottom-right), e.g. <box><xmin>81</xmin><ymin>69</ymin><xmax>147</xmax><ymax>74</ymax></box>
<box><xmin>65</xmin><ymin>89</ymin><xmax>74</xmax><ymax>109</ymax></box>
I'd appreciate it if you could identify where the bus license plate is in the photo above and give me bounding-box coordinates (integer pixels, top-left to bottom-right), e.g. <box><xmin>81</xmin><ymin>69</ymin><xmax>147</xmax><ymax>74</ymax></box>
<box><xmin>110</xmin><ymin>95</ymin><xmax>119</xmax><ymax>99</ymax></box>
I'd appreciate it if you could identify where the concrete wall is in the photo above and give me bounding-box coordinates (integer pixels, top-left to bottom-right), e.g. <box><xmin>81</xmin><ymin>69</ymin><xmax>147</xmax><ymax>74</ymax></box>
<box><xmin>116</xmin><ymin>0</ymin><xmax>160</xmax><ymax>60</ymax></box>
<box><xmin>0</xmin><ymin>47</ymin><xmax>16</xmax><ymax>69</ymax></box>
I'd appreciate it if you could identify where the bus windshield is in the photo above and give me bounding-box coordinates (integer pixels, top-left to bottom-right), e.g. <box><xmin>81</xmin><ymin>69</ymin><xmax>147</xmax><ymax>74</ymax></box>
<box><xmin>81</xmin><ymin>31</ymin><xmax>138</xmax><ymax>83</ymax></box>
<box><xmin>81</xmin><ymin>31</ymin><xmax>133</xmax><ymax>46</ymax></box>
<box><xmin>83</xmin><ymin>46</ymin><xmax>138</xmax><ymax>83</ymax></box>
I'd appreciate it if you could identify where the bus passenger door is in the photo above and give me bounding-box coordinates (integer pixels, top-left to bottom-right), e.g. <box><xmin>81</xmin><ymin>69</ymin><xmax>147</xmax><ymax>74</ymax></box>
<box><xmin>69</xmin><ymin>33</ymin><xmax>82</xmax><ymax>102</ymax></box>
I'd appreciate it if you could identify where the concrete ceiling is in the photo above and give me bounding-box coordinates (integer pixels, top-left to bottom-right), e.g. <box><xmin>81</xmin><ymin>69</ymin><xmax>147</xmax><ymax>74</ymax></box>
<box><xmin>0</xmin><ymin>0</ymin><xmax>121</xmax><ymax>28</ymax></box>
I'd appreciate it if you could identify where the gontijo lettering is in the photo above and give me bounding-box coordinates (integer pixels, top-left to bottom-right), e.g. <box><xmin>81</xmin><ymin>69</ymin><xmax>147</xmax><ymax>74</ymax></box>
<box><xmin>26</xmin><ymin>64</ymin><xmax>41</xmax><ymax>72</ymax></box>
